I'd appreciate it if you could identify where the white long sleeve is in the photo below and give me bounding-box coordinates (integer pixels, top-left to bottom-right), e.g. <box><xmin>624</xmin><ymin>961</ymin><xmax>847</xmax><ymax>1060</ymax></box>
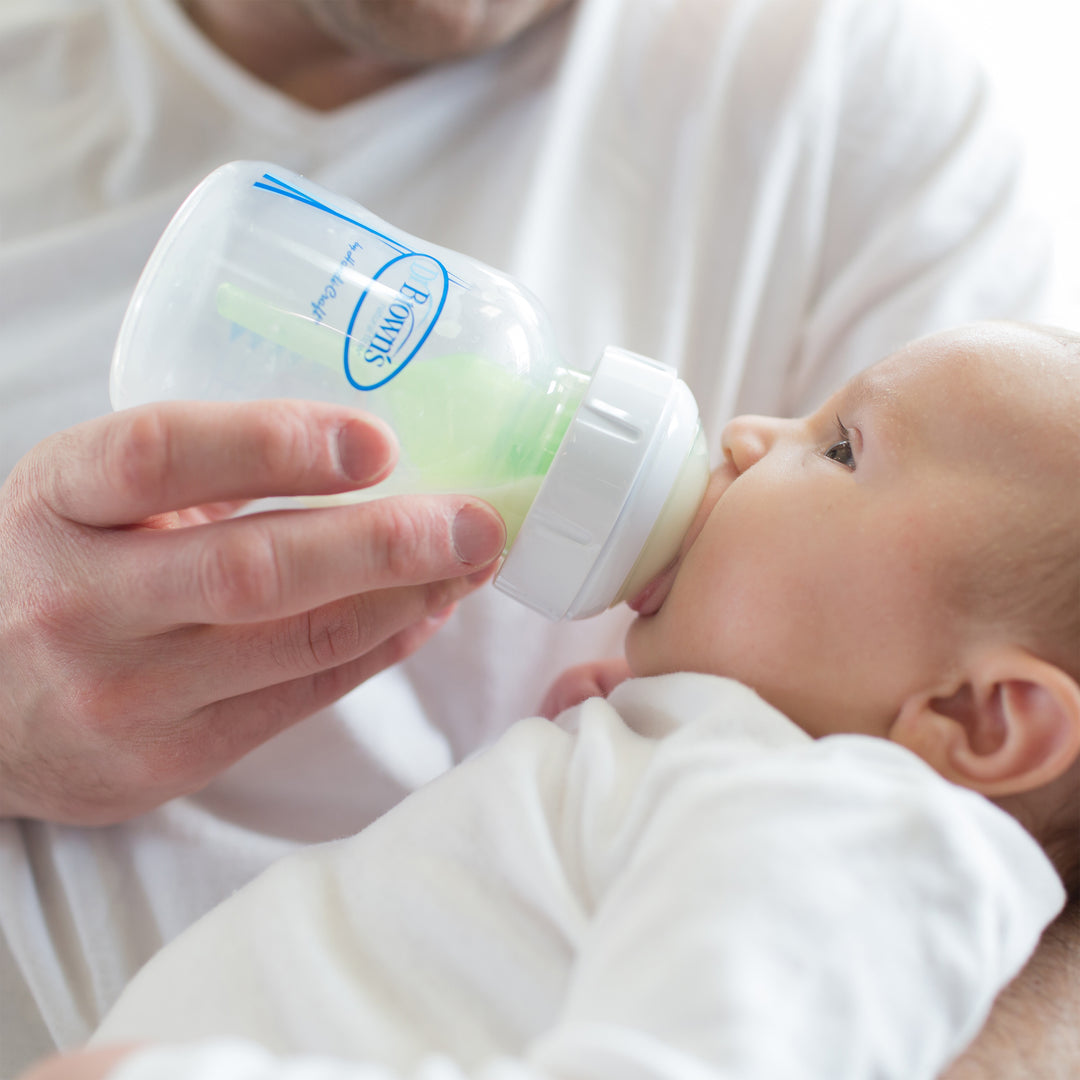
<box><xmin>94</xmin><ymin>675</ymin><xmax>1064</xmax><ymax>1080</ymax></box>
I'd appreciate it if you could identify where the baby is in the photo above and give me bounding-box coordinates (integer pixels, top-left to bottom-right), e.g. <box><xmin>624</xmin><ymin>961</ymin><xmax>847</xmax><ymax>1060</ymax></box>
<box><xmin>33</xmin><ymin>322</ymin><xmax>1080</xmax><ymax>1080</ymax></box>
<box><xmin>561</xmin><ymin>318</ymin><xmax>1080</xmax><ymax>895</ymax></box>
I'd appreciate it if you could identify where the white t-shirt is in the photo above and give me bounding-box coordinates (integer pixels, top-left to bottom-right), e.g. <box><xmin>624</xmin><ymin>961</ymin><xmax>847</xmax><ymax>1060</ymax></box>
<box><xmin>91</xmin><ymin>675</ymin><xmax>1065</xmax><ymax>1080</ymax></box>
<box><xmin>0</xmin><ymin>0</ymin><xmax>1052</xmax><ymax>1072</ymax></box>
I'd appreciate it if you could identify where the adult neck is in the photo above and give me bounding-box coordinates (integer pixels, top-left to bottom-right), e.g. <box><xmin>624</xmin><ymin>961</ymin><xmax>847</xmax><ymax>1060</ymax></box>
<box><xmin>179</xmin><ymin>0</ymin><xmax>417</xmax><ymax>110</ymax></box>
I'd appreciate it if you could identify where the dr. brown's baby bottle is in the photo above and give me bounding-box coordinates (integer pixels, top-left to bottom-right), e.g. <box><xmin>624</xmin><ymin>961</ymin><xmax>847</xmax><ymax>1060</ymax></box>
<box><xmin>111</xmin><ymin>162</ymin><xmax>709</xmax><ymax>619</ymax></box>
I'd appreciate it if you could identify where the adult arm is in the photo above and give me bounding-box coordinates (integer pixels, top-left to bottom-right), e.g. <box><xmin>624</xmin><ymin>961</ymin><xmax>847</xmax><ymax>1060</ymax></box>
<box><xmin>942</xmin><ymin>899</ymin><xmax>1080</xmax><ymax>1080</ymax></box>
<box><xmin>0</xmin><ymin>399</ymin><xmax>504</xmax><ymax>824</ymax></box>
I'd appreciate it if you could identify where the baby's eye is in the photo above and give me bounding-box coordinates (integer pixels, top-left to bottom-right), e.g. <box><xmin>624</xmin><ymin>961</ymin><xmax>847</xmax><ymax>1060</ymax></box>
<box><xmin>824</xmin><ymin>439</ymin><xmax>855</xmax><ymax>468</ymax></box>
<box><xmin>824</xmin><ymin>416</ymin><xmax>856</xmax><ymax>470</ymax></box>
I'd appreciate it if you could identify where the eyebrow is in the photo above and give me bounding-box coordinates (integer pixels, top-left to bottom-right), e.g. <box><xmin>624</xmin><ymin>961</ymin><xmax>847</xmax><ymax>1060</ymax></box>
<box><xmin>843</xmin><ymin>373</ymin><xmax>889</xmax><ymax>411</ymax></box>
<box><xmin>838</xmin><ymin>371</ymin><xmax>913</xmax><ymax>459</ymax></box>
<box><xmin>843</xmin><ymin>371</ymin><xmax>908</xmax><ymax>424</ymax></box>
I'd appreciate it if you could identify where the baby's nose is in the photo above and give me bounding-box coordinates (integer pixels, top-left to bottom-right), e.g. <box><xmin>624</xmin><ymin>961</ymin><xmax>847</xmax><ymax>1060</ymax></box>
<box><xmin>720</xmin><ymin>414</ymin><xmax>784</xmax><ymax>473</ymax></box>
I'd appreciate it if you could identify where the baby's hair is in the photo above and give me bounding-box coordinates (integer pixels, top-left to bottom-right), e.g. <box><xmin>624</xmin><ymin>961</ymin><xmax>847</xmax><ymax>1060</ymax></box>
<box><xmin>981</xmin><ymin>512</ymin><xmax>1080</xmax><ymax>899</ymax></box>
<box><xmin>947</xmin><ymin>323</ymin><xmax>1080</xmax><ymax>680</ymax></box>
<box><xmin>978</xmin><ymin>511</ymin><xmax>1080</xmax><ymax>899</ymax></box>
<box><xmin>946</xmin><ymin>324</ymin><xmax>1080</xmax><ymax>897</ymax></box>
<box><xmin>967</xmin><ymin>518</ymin><xmax>1080</xmax><ymax>682</ymax></box>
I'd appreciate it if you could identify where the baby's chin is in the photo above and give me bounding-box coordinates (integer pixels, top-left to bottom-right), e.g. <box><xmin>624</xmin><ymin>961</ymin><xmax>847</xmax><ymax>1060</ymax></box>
<box><xmin>622</xmin><ymin>613</ymin><xmax>669</xmax><ymax>679</ymax></box>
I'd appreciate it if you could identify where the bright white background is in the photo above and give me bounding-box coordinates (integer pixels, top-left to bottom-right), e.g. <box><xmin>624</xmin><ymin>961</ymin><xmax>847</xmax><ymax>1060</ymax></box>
<box><xmin>933</xmin><ymin>0</ymin><xmax>1080</xmax><ymax>323</ymax></box>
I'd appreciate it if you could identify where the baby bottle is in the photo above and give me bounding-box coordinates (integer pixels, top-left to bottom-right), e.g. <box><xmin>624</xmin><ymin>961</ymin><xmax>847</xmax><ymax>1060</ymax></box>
<box><xmin>111</xmin><ymin>162</ymin><xmax>709</xmax><ymax>620</ymax></box>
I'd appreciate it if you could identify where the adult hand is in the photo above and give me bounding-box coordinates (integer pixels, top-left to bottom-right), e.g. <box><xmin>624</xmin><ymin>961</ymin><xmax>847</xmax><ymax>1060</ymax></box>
<box><xmin>0</xmin><ymin>400</ymin><xmax>506</xmax><ymax>824</ymax></box>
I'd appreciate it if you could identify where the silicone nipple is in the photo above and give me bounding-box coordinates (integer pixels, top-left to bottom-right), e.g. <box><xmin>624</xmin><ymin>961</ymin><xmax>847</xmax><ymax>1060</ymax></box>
<box><xmin>615</xmin><ymin>424</ymin><xmax>709</xmax><ymax>604</ymax></box>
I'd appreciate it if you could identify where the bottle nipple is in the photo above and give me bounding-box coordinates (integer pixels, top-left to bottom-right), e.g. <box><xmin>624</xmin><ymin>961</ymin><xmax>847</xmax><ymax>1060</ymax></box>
<box><xmin>614</xmin><ymin>424</ymin><xmax>709</xmax><ymax>605</ymax></box>
<box><xmin>495</xmin><ymin>347</ymin><xmax>708</xmax><ymax>620</ymax></box>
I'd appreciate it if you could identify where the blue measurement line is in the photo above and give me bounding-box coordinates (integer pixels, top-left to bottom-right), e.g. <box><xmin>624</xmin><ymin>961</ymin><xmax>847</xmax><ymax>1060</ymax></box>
<box><xmin>254</xmin><ymin>173</ymin><xmax>469</xmax><ymax>289</ymax></box>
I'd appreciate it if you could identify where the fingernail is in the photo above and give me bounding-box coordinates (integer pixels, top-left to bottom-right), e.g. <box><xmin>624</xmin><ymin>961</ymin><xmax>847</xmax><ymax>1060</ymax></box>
<box><xmin>337</xmin><ymin>417</ymin><xmax>397</xmax><ymax>485</ymax></box>
<box><xmin>452</xmin><ymin>503</ymin><xmax>506</xmax><ymax>565</ymax></box>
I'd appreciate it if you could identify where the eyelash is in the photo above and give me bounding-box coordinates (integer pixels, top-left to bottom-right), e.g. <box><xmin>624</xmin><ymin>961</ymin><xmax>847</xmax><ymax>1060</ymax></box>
<box><xmin>824</xmin><ymin>415</ymin><xmax>856</xmax><ymax>470</ymax></box>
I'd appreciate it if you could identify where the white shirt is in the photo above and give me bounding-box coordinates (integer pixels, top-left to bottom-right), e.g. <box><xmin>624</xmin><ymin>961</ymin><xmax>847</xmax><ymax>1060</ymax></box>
<box><xmin>92</xmin><ymin>675</ymin><xmax>1065</xmax><ymax>1080</ymax></box>
<box><xmin>0</xmin><ymin>0</ymin><xmax>1052</xmax><ymax>1071</ymax></box>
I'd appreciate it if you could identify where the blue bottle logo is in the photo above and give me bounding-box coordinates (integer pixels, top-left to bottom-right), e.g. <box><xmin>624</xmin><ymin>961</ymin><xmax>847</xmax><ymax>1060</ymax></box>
<box><xmin>344</xmin><ymin>253</ymin><xmax>449</xmax><ymax>390</ymax></box>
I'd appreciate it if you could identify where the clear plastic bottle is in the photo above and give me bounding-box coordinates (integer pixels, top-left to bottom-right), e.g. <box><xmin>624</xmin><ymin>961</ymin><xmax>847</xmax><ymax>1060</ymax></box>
<box><xmin>111</xmin><ymin>162</ymin><xmax>709</xmax><ymax>619</ymax></box>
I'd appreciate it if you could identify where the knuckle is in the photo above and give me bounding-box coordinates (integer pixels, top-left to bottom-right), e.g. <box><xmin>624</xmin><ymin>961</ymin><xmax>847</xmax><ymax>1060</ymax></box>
<box><xmin>375</xmin><ymin>623</ymin><xmax>428</xmax><ymax>671</ymax></box>
<box><xmin>16</xmin><ymin>557</ymin><xmax>97</xmax><ymax>655</ymax></box>
<box><xmin>59</xmin><ymin>670</ymin><xmax>173</xmax><ymax>789</ymax></box>
<box><xmin>422</xmin><ymin>576</ymin><xmax>467</xmax><ymax>614</ymax></box>
<box><xmin>296</xmin><ymin>602</ymin><xmax>367</xmax><ymax>670</ymax></box>
<box><xmin>105</xmin><ymin>410</ymin><xmax>171</xmax><ymax>507</ymax></box>
<box><xmin>251</xmin><ymin>403</ymin><xmax>319</xmax><ymax>484</ymax></box>
<box><xmin>22</xmin><ymin>429</ymin><xmax>83</xmax><ymax>518</ymax></box>
<box><xmin>67</xmin><ymin>670</ymin><xmax>140</xmax><ymax>740</ymax></box>
<box><xmin>197</xmin><ymin>527</ymin><xmax>282</xmax><ymax>621</ymax></box>
<box><xmin>369</xmin><ymin>499</ymin><xmax>433</xmax><ymax>581</ymax></box>
<box><xmin>26</xmin><ymin>581</ymin><xmax>87</xmax><ymax>650</ymax></box>
<box><xmin>306</xmin><ymin>663</ymin><xmax>355</xmax><ymax>704</ymax></box>
<box><xmin>2</xmin><ymin>453</ymin><xmax>39</xmax><ymax>515</ymax></box>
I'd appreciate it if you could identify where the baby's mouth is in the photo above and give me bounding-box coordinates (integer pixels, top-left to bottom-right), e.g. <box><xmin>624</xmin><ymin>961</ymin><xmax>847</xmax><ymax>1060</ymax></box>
<box><xmin>626</xmin><ymin>560</ymin><xmax>680</xmax><ymax>616</ymax></box>
<box><xmin>625</xmin><ymin>460</ymin><xmax>735</xmax><ymax>618</ymax></box>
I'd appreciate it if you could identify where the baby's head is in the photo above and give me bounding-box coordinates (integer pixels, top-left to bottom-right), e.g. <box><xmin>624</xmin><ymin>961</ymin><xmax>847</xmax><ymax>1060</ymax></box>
<box><xmin>626</xmin><ymin>322</ymin><xmax>1080</xmax><ymax>892</ymax></box>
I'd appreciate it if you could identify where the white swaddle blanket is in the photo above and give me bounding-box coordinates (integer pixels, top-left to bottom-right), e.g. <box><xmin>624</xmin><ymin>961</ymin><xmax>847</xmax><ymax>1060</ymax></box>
<box><xmin>93</xmin><ymin>674</ymin><xmax>1063</xmax><ymax>1080</ymax></box>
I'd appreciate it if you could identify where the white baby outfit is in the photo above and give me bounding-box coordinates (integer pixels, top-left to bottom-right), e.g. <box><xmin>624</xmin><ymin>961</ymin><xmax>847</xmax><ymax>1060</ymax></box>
<box><xmin>92</xmin><ymin>675</ymin><xmax>1065</xmax><ymax>1080</ymax></box>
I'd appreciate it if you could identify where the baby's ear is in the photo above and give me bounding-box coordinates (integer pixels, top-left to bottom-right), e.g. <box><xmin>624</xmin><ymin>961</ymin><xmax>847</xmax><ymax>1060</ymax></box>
<box><xmin>889</xmin><ymin>648</ymin><xmax>1080</xmax><ymax>796</ymax></box>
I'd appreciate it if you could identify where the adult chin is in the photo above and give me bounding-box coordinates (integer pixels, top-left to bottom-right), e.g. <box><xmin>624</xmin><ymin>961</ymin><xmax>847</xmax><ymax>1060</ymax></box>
<box><xmin>301</xmin><ymin>0</ymin><xmax>573</xmax><ymax>65</ymax></box>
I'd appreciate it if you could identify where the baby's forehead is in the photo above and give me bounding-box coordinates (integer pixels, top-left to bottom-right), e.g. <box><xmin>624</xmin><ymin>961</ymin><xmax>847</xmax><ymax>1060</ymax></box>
<box><xmin>866</xmin><ymin>323</ymin><xmax>1080</xmax><ymax>475</ymax></box>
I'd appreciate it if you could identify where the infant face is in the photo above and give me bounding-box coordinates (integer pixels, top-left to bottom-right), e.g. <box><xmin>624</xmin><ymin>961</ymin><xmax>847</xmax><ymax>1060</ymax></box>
<box><xmin>626</xmin><ymin>322</ymin><xmax>1079</xmax><ymax>738</ymax></box>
